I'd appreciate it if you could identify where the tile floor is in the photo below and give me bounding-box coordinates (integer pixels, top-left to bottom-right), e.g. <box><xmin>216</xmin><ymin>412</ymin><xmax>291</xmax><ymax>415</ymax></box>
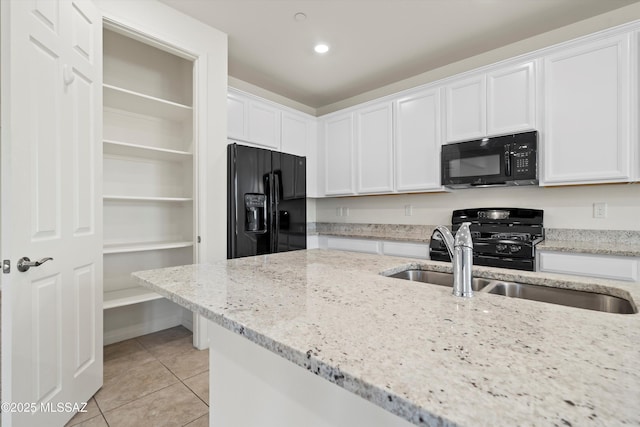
<box><xmin>65</xmin><ymin>326</ymin><xmax>209</xmax><ymax>427</ymax></box>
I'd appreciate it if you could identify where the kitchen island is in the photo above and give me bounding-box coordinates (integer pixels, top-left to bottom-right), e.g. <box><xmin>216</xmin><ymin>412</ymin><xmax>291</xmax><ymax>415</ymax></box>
<box><xmin>132</xmin><ymin>249</ymin><xmax>640</xmax><ymax>426</ymax></box>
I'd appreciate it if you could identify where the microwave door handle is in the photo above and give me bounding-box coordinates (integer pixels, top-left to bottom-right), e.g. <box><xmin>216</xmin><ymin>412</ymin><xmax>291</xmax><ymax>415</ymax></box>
<box><xmin>504</xmin><ymin>145</ymin><xmax>512</xmax><ymax>177</ymax></box>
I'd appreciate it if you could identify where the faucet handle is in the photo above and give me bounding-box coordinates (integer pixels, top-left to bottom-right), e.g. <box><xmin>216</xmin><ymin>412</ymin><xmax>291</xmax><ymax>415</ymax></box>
<box><xmin>454</xmin><ymin>222</ymin><xmax>474</xmax><ymax>249</ymax></box>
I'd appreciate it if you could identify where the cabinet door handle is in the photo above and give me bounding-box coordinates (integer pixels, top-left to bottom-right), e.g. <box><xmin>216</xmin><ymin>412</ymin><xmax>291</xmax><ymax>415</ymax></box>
<box><xmin>17</xmin><ymin>257</ymin><xmax>54</xmax><ymax>272</ymax></box>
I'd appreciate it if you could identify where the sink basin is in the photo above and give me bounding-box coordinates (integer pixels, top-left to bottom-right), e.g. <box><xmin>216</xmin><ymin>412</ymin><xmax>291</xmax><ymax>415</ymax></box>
<box><xmin>386</xmin><ymin>269</ymin><xmax>637</xmax><ymax>314</ymax></box>
<box><xmin>387</xmin><ymin>270</ymin><xmax>491</xmax><ymax>292</ymax></box>
<box><xmin>488</xmin><ymin>282</ymin><xmax>637</xmax><ymax>314</ymax></box>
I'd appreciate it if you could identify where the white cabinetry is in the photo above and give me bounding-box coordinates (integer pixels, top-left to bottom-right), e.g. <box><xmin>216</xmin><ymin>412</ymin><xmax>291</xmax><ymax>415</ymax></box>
<box><xmin>445</xmin><ymin>61</ymin><xmax>536</xmax><ymax>142</ymax></box>
<box><xmin>542</xmin><ymin>34</ymin><xmax>631</xmax><ymax>185</ymax></box>
<box><xmin>324</xmin><ymin>112</ymin><xmax>355</xmax><ymax>196</ymax></box>
<box><xmin>281</xmin><ymin>112</ymin><xmax>309</xmax><ymax>157</ymax></box>
<box><xmin>487</xmin><ymin>61</ymin><xmax>536</xmax><ymax>136</ymax></box>
<box><xmin>227</xmin><ymin>90</ymin><xmax>280</xmax><ymax>149</ymax></box>
<box><xmin>356</xmin><ymin>101</ymin><xmax>394</xmax><ymax>194</ymax></box>
<box><xmin>537</xmin><ymin>251</ymin><xmax>639</xmax><ymax>282</ymax></box>
<box><xmin>395</xmin><ymin>88</ymin><xmax>443</xmax><ymax>191</ymax></box>
<box><xmin>102</xmin><ymin>29</ymin><xmax>195</xmax><ymax>309</ymax></box>
<box><xmin>445</xmin><ymin>75</ymin><xmax>486</xmax><ymax>142</ymax></box>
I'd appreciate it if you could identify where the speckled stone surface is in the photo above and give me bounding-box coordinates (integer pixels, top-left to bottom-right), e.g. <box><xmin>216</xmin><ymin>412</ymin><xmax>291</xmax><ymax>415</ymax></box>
<box><xmin>313</xmin><ymin>223</ymin><xmax>640</xmax><ymax>257</ymax></box>
<box><xmin>133</xmin><ymin>249</ymin><xmax>640</xmax><ymax>427</ymax></box>
<box><xmin>313</xmin><ymin>222</ymin><xmax>438</xmax><ymax>243</ymax></box>
<box><xmin>539</xmin><ymin>229</ymin><xmax>640</xmax><ymax>257</ymax></box>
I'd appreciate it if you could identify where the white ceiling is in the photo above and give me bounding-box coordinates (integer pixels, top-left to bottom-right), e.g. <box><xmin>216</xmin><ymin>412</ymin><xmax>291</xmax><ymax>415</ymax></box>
<box><xmin>160</xmin><ymin>0</ymin><xmax>639</xmax><ymax>109</ymax></box>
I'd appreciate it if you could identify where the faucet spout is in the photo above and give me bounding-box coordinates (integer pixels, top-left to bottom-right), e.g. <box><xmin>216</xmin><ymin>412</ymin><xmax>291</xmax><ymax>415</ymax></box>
<box><xmin>431</xmin><ymin>222</ymin><xmax>474</xmax><ymax>298</ymax></box>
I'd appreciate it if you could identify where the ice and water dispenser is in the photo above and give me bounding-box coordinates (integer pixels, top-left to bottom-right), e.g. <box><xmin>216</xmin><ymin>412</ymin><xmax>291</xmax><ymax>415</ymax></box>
<box><xmin>244</xmin><ymin>193</ymin><xmax>267</xmax><ymax>233</ymax></box>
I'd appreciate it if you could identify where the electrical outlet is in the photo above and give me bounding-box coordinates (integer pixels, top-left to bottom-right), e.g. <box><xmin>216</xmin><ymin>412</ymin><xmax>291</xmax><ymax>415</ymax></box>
<box><xmin>336</xmin><ymin>207</ymin><xmax>342</xmax><ymax>217</ymax></box>
<box><xmin>593</xmin><ymin>202</ymin><xmax>607</xmax><ymax>219</ymax></box>
<box><xmin>343</xmin><ymin>207</ymin><xmax>350</xmax><ymax>217</ymax></box>
<box><xmin>405</xmin><ymin>204</ymin><xmax>413</xmax><ymax>216</ymax></box>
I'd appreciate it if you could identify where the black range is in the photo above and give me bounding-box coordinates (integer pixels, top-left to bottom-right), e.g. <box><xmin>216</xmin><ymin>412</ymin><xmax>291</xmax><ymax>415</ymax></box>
<box><xmin>429</xmin><ymin>208</ymin><xmax>544</xmax><ymax>271</ymax></box>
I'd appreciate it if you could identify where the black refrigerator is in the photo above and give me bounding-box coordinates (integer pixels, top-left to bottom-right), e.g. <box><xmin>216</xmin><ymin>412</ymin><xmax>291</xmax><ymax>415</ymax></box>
<box><xmin>227</xmin><ymin>143</ymin><xmax>307</xmax><ymax>259</ymax></box>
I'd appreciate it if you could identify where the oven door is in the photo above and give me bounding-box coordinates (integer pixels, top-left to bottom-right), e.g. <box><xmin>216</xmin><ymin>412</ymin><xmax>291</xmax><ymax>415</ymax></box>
<box><xmin>441</xmin><ymin>137</ymin><xmax>510</xmax><ymax>187</ymax></box>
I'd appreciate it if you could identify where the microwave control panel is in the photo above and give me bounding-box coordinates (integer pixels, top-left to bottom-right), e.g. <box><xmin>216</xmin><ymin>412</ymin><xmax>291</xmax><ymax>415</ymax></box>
<box><xmin>512</xmin><ymin>143</ymin><xmax>536</xmax><ymax>178</ymax></box>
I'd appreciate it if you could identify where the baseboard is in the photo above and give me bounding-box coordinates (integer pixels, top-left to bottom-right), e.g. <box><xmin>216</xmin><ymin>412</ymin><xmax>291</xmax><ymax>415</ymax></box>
<box><xmin>103</xmin><ymin>314</ymin><xmax>184</xmax><ymax>345</ymax></box>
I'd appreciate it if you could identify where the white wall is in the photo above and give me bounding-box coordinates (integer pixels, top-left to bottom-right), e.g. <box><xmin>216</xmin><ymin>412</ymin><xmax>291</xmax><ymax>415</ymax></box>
<box><xmin>314</xmin><ymin>184</ymin><xmax>640</xmax><ymax>230</ymax></box>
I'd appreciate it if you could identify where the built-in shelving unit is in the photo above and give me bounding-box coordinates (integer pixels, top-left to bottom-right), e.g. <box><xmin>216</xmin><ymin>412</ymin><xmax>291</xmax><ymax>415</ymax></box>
<box><xmin>102</xmin><ymin>28</ymin><xmax>195</xmax><ymax>311</ymax></box>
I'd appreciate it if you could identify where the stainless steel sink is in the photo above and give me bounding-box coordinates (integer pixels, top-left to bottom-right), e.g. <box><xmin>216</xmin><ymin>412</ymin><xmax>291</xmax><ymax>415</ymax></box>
<box><xmin>386</xmin><ymin>269</ymin><xmax>637</xmax><ymax>314</ymax></box>
<box><xmin>387</xmin><ymin>270</ymin><xmax>491</xmax><ymax>292</ymax></box>
<box><xmin>487</xmin><ymin>281</ymin><xmax>637</xmax><ymax>314</ymax></box>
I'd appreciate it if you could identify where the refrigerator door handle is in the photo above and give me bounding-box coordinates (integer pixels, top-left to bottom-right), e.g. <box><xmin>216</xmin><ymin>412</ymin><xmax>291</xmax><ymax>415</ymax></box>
<box><xmin>273</xmin><ymin>171</ymin><xmax>280</xmax><ymax>252</ymax></box>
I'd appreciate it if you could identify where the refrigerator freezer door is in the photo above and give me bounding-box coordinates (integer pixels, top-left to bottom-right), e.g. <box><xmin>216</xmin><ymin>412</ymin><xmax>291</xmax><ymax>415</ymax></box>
<box><xmin>228</xmin><ymin>144</ymin><xmax>273</xmax><ymax>258</ymax></box>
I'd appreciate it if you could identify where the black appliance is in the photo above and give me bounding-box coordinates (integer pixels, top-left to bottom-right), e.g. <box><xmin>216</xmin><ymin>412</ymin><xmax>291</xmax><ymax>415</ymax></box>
<box><xmin>441</xmin><ymin>131</ymin><xmax>538</xmax><ymax>188</ymax></box>
<box><xmin>429</xmin><ymin>208</ymin><xmax>544</xmax><ymax>271</ymax></box>
<box><xmin>227</xmin><ymin>143</ymin><xmax>306</xmax><ymax>259</ymax></box>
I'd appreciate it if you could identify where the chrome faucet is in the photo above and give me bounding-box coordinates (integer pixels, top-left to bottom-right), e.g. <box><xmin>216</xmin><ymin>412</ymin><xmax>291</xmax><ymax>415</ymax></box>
<box><xmin>431</xmin><ymin>222</ymin><xmax>474</xmax><ymax>297</ymax></box>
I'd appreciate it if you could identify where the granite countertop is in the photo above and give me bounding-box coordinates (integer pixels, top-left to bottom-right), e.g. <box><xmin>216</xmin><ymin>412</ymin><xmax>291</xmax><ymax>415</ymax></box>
<box><xmin>537</xmin><ymin>240</ymin><xmax>640</xmax><ymax>257</ymax></box>
<box><xmin>133</xmin><ymin>249</ymin><xmax>640</xmax><ymax>427</ymax></box>
<box><xmin>312</xmin><ymin>223</ymin><xmax>640</xmax><ymax>257</ymax></box>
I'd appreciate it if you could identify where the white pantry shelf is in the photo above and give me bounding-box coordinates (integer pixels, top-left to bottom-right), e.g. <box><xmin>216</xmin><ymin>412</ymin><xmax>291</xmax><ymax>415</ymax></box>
<box><xmin>103</xmin><ymin>286</ymin><xmax>164</xmax><ymax>310</ymax></box>
<box><xmin>104</xmin><ymin>240</ymin><xmax>194</xmax><ymax>255</ymax></box>
<box><xmin>103</xmin><ymin>84</ymin><xmax>192</xmax><ymax>121</ymax></box>
<box><xmin>103</xmin><ymin>195</ymin><xmax>193</xmax><ymax>202</ymax></box>
<box><xmin>103</xmin><ymin>139</ymin><xmax>192</xmax><ymax>162</ymax></box>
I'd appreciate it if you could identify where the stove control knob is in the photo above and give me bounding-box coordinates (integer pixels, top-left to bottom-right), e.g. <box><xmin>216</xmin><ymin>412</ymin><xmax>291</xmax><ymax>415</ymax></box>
<box><xmin>510</xmin><ymin>245</ymin><xmax>522</xmax><ymax>253</ymax></box>
<box><xmin>496</xmin><ymin>244</ymin><xmax>508</xmax><ymax>253</ymax></box>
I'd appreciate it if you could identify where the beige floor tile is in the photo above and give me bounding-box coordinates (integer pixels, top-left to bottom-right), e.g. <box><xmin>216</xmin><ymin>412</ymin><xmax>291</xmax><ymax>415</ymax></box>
<box><xmin>104</xmin><ymin>383</ymin><xmax>208</xmax><ymax>427</ymax></box>
<box><xmin>136</xmin><ymin>326</ymin><xmax>192</xmax><ymax>350</ymax></box>
<box><xmin>144</xmin><ymin>335</ymin><xmax>194</xmax><ymax>359</ymax></box>
<box><xmin>95</xmin><ymin>359</ymin><xmax>179</xmax><ymax>412</ymax></box>
<box><xmin>184</xmin><ymin>413</ymin><xmax>208</xmax><ymax>427</ymax></box>
<box><xmin>67</xmin><ymin>414</ymin><xmax>109</xmax><ymax>427</ymax></box>
<box><xmin>183</xmin><ymin>370</ymin><xmax>209</xmax><ymax>405</ymax></box>
<box><xmin>157</xmin><ymin>347</ymin><xmax>209</xmax><ymax>380</ymax></box>
<box><xmin>65</xmin><ymin>398</ymin><xmax>102</xmax><ymax>426</ymax></box>
<box><xmin>103</xmin><ymin>345</ymin><xmax>156</xmax><ymax>382</ymax></box>
<box><xmin>104</xmin><ymin>339</ymin><xmax>146</xmax><ymax>362</ymax></box>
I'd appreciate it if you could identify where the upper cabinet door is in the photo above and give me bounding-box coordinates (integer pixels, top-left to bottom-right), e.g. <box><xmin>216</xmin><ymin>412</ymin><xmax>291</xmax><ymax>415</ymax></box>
<box><xmin>487</xmin><ymin>61</ymin><xmax>536</xmax><ymax>135</ymax></box>
<box><xmin>542</xmin><ymin>34</ymin><xmax>631</xmax><ymax>185</ymax></box>
<box><xmin>248</xmin><ymin>101</ymin><xmax>281</xmax><ymax>149</ymax></box>
<box><xmin>444</xmin><ymin>75</ymin><xmax>486</xmax><ymax>142</ymax></box>
<box><xmin>227</xmin><ymin>92</ymin><xmax>248</xmax><ymax>141</ymax></box>
<box><xmin>355</xmin><ymin>101</ymin><xmax>394</xmax><ymax>194</ymax></box>
<box><xmin>395</xmin><ymin>89</ymin><xmax>442</xmax><ymax>191</ymax></box>
<box><xmin>281</xmin><ymin>112</ymin><xmax>308</xmax><ymax>157</ymax></box>
<box><xmin>324</xmin><ymin>112</ymin><xmax>355</xmax><ymax>196</ymax></box>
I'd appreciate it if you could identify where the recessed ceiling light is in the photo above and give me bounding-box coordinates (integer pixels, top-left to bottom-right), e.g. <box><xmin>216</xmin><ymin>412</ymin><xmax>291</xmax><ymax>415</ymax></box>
<box><xmin>314</xmin><ymin>44</ymin><xmax>330</xmax><ymax>54</ymax></box>
<box><xmin>294</xmin><ymin>12</ymin><xmax>307</xmax><ymax>22</ymax></box>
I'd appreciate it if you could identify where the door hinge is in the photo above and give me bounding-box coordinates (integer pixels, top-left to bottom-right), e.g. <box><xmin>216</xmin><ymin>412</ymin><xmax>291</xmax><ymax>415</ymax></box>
<box><xmin>3</xmin><ymin>260</ymin><xmax>10</xmax><ymax>274</ymax></box>
<box><xmin>197</xmin><ymin>236</ymin><xmax>201</xmax><ymax>243</ymax></box>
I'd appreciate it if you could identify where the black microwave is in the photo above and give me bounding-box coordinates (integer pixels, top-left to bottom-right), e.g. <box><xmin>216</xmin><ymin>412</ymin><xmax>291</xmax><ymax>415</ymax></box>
<box><xmin>441</xmin><ymin>131</ymin><xmax>538</xmax><ymax>188</ymax></box>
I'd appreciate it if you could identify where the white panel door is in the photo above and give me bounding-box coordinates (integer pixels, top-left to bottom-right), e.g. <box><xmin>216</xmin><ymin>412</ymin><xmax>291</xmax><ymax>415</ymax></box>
<box><xmin>487</xmin><ymin>61</ymin><xmax>536</xmax><ymax>135</ymax></box>
<box><xmin>356</xmin><ymin>102</ymin><xmax>394</xmax><ymax>194</ymax></box>
<box><xmin>324</xmin><ymin>113</ymin><xmax>354</xmax><ymax>195</ymax></box>
<box><xmin>444</xmin><ymin>75</ymin><xmax>486</xmax><ymax>142</ymax></box>
<box><xmin>227</xmin><ymin>92</ymin><xmax>248</xmax><ymax>141</ymax></box>
<box><xmin>395</xmin><ymin>89</ymin><xmax>442</xmax><ymax>191</ymax></box>
<box><xmin>1</xmin><ymin>1</ymin><xmax>103</xmax><ymax>426</ymax></box>
<box><xmin>542</xmin><ymin>34</ymin><xmax>631</xmax><ymax>185</ymax></box>
<box><xmin>248</xmin><ymin>101</ymin><xmax>281</xmax><ymax>149</ymax></box>
<box><xmin>281</xmin><ymin>112</ymin><xmax>308</xmax><ymax>157</ymax></box>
